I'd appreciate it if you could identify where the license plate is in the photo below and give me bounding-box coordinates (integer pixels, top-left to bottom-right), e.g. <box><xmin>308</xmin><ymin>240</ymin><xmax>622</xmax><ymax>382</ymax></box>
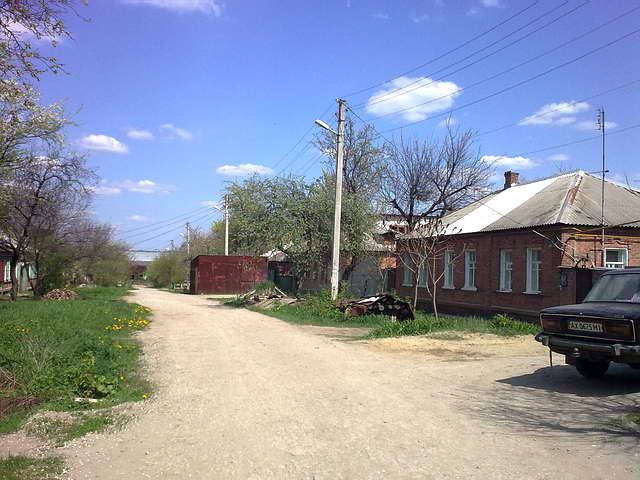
<box><xmin>568</xmin><ymin>320</ymin><xmax>604</xmax><ymax>333</ymax></box>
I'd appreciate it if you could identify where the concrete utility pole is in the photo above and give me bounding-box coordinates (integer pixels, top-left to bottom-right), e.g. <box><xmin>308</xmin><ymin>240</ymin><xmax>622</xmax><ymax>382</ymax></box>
<box><xmin>597</xmin><ymin>108</ymin><xmax>606</xmax><ymax>267</ymax></box>
<box><xmin>185</xmin><ymin>222</ymin><xmax>191</xmax><ymax>259</ymax></box>
<box><xmin>330</xmin><ymin>99</ymin><xmax>347</xmax><ymax>300</ymax></box>
<box><xmin>224</xmin><ymin>194</ymin><xmax>229</xmax><ymax>256</ymax></box>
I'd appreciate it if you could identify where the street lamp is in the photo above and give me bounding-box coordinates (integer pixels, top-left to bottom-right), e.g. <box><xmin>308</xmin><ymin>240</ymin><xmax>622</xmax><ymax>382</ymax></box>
<box><xmin>314</xmin><ymin>99</ymin><xmax>346</xmax><ymax>300</ymax></box>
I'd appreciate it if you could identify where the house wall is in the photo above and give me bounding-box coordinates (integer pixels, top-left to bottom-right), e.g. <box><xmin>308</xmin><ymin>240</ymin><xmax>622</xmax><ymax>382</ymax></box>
<box><xmin>561</xmin><ymin>228</ymin><xmax>640</xmax><ymax>268</ymax></box>
<box><xmin>395</xmin><ymin>226</ymin><xmax>640</xmax><ymax>320</ymax></box>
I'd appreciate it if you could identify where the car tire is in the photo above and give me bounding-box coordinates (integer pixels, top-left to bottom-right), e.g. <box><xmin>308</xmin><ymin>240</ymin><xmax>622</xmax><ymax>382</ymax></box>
<box><xmin>575</xmin><ymin>359</ymin><xmax>610</xmax><ymax>379</ymax></box>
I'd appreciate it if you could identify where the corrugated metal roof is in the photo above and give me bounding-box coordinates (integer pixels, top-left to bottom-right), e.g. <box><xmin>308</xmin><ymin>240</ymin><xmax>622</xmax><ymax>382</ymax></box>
<box><xmin>435</xmin><ymin>170</ymin><xmax>640</xmax><ymax>235</ymax></box>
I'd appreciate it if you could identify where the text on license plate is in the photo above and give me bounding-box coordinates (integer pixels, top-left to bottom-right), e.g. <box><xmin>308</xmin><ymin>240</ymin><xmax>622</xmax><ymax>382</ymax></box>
<box><xmin>568</xmin><ymin>320</ymin><xmax>604</xmax><ymax>333</ymax></box>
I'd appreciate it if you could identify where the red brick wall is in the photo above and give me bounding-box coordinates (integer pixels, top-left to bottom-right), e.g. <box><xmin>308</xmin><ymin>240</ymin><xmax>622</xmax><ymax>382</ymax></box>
<box><xmin>396</xmin><ymin>226</ymin><xmax>640</xmax><ymax>319</ymax></box>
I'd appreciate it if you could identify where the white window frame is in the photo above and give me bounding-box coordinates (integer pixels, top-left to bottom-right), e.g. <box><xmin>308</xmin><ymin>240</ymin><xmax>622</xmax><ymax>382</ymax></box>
<box><xmin>499</xmin><ymin>249</ymin><xmax>512</xmax><ymax>292</ymax></box>
<box><xmin>443</xmin><ymin>251</ymin><xmax>455</xmax><ymax>289</ymax></box>
<box><xmin>417</xmin><ymin>260</ymin><xmax>428</xmax><ymax>287</ymax></box>
<box><xmin>525</xmin><ymin>248</ymin><xmax>542</xmax><ymax>294</ymax></box>
<box><xmin>604</xmin><ymin>248</ymin><xmax>628</xmax><ymax>269</ymax></box>
<box><xmin>462</xmin><ymin>250</ymin><xmax>476</xmax><ymax>291</ymax></box>
<box><xmin>402</xmin><ymin>255</ymin><xmax>414</xmax><ymax>286</ymax></box>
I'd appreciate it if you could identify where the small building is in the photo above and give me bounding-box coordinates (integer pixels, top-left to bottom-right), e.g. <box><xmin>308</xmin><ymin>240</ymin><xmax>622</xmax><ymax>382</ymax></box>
<box><xmin>395</xmin><ymin>170</ymin><xmax>640</xmax><ymax>320</ymax></box>
<box><xmin>190</xmin><ymin>255</ymin><xmax>268</xmax><ymax>294</ymax></box>
<box><xmin>129</xmin><ymin>250</ymin><xmax>163</xmax><ymax>281</ymax></box>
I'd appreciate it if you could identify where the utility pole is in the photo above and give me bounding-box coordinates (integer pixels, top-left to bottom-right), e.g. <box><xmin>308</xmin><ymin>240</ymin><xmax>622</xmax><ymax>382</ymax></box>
<box><xmin>330</xmin><ymin>99</ymin><xmax>347</xmax><ymax>300</ymax></box>
<box><xmin>597</xmin><ymin>108</ymin><xmax>606</xmax><ymax>267</ymax></box>
<box><xmin>224</xmin><ymin>194</ymin><xmax>229</xmax><ymax>256</ymax></box>
<box><xmin>185</xmin><ymin>222</ymin><xmax>191</xmax><ymax>259</ymax></box>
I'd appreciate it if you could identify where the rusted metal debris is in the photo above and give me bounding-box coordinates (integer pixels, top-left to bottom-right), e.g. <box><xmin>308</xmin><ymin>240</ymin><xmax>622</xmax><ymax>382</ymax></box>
<box><xmin>338</xmin><ymin>295</ymin><xmax>414</xmax><ymax>322</ymax></box>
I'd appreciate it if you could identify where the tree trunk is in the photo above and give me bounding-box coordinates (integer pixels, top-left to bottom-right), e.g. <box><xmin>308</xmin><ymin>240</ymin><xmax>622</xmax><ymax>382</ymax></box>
<box><xmin>9</xmin><ymin>253</ymin><xmax>19</xmax><ymax>302</ymax></box>
<box><xmin>431</xmin><ymin>258</ymin><xmax>439</xmax><ymax>319</ymax></box>
<box><xmin>341</xmin><ymin>255</ymin><xmax>359</xmax><ymax>282</ymax></box>
<box><xmin>413</xmin><ymin>280</ymin><xmax>418</xmax><ymax>310</ymax></box>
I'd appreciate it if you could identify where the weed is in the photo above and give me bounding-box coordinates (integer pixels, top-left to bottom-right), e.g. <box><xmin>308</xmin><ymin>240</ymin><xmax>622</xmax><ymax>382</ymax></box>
<box><xmin>26</xmin><ymin>413</ymin><xmax>116</xmax><ymax>445</ymax></box>
<box><xmin>0</xmin><ymin>456</ymin><xmax>63</xmax><ymax>480</ymax></box>
<box><xmin>0</xmin><ymin>287</ymin><xmax>152</xmax><ymax>433</ymax></box>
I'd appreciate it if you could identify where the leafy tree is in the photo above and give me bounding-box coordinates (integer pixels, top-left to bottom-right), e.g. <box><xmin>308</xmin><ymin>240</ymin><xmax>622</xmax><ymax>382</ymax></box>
<box><xmin>146</xmin><ymin>250</ymin><xmax>186</xmax><ymax>288</ymax></box>
<box><xmin>226</xmin><ymin>174</ymin><xmax>373</xmax><ymax>289</ymax></box>
<box><xmin>1</xmin><ymin>0</ymin><xmax>86</xmax><ymax>82</ymax></box>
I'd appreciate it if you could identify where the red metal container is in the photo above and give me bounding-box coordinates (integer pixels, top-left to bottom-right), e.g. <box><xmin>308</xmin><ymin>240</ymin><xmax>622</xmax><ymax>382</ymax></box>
<box><xmin>190</xmin><ymin>255</ymin><xmax>268</xmax><ymax>294</ymax></box>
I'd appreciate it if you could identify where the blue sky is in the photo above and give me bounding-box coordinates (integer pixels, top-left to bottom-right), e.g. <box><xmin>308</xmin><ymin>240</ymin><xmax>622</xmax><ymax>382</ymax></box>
<box><xmin>33</xmin><ymin>0</ymin><xmax>640</xmax><ymax>249</ymax></box>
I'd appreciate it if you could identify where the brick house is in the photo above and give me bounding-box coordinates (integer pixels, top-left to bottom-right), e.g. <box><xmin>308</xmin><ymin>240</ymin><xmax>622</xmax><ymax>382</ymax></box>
<box><xmin>396</xmin><ymin>170</ymin><xmax>640</xmax><ymax>320</ymax></box>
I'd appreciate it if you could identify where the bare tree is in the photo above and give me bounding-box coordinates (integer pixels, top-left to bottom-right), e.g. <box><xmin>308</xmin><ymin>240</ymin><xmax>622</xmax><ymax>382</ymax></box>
<box><xmin>0</xmin><ymin>149</ymin><xmax>95</xmax><ymax>299</ymax></box>
<box><xmin>400</xmin><ymin>218</ymin><xmax>465</xmax><ymax>315</ymax></box>
<box><xmin>381</xmin><ymin>127</ymin><xmax>491</xmax><ymax>232</ymax></box>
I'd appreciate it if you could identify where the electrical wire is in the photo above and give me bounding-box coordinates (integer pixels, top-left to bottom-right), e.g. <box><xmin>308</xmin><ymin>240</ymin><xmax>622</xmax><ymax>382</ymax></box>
<box><xmin>116</xmin><ymin>205</ymin><xmax>212</xmax><ymax>236</ymax></box>
<box><xmin>379</xmin><ymin>27</ymin><xmax>640</xmax><ymax>133</ymax></box>
<box><xmin>355</xmin><ymin>0</ymin><xmax>580</xmax><ymax>109</ymax></box>
<box><xmin>361</xmin><ymin>3</ymin><xmax>636</xmax><ymax>120</ymax></box>
<box><xmin>342</xmin><ymin>1</ymin><xmax>540</xmax><ymax>98</ymax></box>
<box><xmin>120</xmin><ymin>207</ymin><xmax>221</xmax><ymax>242</ymax></box>
<box><xmin>127</xmin><ymin>211</ymin><xmax>219</xmax><ymax>249</ymax></box>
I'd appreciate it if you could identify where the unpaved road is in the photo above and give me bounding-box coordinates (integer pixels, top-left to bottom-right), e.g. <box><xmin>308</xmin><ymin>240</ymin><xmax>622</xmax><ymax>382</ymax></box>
<box><xmin>61</xmin><ymin>287</ymin><xmax>640</xmax><ymax>479</ymax></box>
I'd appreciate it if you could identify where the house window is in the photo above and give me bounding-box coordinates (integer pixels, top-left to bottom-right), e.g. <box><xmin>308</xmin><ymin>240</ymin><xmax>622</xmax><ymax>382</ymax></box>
<box><xmin>402</xmin><ymin>255</ymin><xmax>414</xmax><ymax>286</ymax></box>
<box><xmin>3</xmin><ymin>262</ymin><xmax>11</xmax><ymax>283</ymax></box>
<box><xmin>525</xmin><ymin>248</ymin><xmax>542</xmax><ymax>294</ymax></box>
<box><xmin>463</xmin><ymin>250</ymin><xmax>476</xmax><ymax>290</ymax></box>
<box><xmin>443</xmin><ymin>251</ymin><xmax>455</xmax><ymax>288</ymax></box>
<box><xmin>605</xmin><ymin>248</ymin><xmax>628</xmax><ymax>269</ymax></box>
<box><xmin>417</xmin><ymin>261</ymin><xmax>428</xmax><ymax>287</ymax></box>
<box><xmin>499</xmin><ymin>250</ymin><xmax>512</xmax><ymax>292</ymax></box>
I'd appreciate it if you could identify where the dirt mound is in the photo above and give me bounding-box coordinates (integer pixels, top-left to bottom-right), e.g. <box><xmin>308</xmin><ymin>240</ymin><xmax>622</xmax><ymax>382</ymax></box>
<box><xmin>42</xmin><ymin>288</ymin><xmax>81</xmax><ymax>301</ymax></box>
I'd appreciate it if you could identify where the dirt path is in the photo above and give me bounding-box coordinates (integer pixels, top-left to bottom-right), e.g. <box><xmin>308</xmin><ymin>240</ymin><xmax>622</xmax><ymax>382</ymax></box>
<box><xmin>59</xmin><ymin>287</ymin><xmax>640</xmax><ymax>479</ymax></box>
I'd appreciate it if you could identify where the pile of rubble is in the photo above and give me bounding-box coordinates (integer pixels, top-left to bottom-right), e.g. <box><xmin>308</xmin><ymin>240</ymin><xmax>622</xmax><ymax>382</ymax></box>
<box><xmin>338</xmin><ymin>294</ymin><xmax>414</xmax><ymax>322</ymax></box>
<box><xmin>42</xmin><ymin>288</ymin><xmax>81</xmax><ymax>301</ymax></box>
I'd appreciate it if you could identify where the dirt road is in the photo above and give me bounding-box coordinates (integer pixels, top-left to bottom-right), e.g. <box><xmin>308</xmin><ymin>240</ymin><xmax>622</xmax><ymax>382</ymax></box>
<box><xmin>61</xmin><ymin>287</ymin><xmax>640</xmax><ymax>479</ymax></box>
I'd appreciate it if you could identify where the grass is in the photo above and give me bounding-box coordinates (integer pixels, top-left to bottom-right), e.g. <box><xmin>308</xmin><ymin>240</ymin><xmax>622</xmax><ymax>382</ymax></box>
<box><xmin>26</xmin><ymin>412</ymin><xmax>117</xmax><ymax>445</ymax></box>
<box><xmin>0</xmin><ymin>286</ymin><xmax>152</xmax><ymax>434</ymax></box>
<box><xmin>366</xmin><ymin>312</ymin><xmax>539</xmax><ymax>339</ymax></box>
<box><xmin>0</xmin><ymin>456</ymin><xmax>63</xmax><ymax>480</ymax></box>
<box><xmin>240</xmin><ymin>290</ymin><xmax>538</xmax><ymax>337</ymax></box>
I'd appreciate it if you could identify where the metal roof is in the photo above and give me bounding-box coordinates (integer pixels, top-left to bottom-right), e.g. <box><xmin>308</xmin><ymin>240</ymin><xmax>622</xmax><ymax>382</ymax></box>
<box><xmin>439</xmin><ymin>170</ymin><xmax>640</xmax><ymax>235</ymax></box>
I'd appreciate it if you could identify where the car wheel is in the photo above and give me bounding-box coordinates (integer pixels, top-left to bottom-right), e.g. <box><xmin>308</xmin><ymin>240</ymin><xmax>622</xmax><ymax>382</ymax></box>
<box><xmin>575</xmin><ymin>359</ymin><xmax>610</xmax><ymax>379</ymax></box>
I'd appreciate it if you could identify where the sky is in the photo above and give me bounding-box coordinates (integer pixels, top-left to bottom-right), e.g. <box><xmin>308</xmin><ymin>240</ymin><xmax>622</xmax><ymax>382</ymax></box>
<box><xmin>30</xmin><ymin>0</ymin><xmax>640</xmax><ymax>250</ymax></box>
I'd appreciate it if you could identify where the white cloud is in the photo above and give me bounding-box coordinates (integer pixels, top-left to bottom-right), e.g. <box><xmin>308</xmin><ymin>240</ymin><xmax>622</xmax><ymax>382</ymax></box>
<box><xmin>519</xmin><ymin>102</ymin><xmax>590</xmax><ymax>126</ymax></box>
<box><xmin>411</xmin><ymin>13</ymin><xmax>430</xmax><ymax>24</ymax></box>
<box><xmin>127</xmin><ymin>128</ymin><xmax>154</xmax><ymax>140</ymax></box>
<box><xmin>574</xmin><ymin>120</ymin><xmax>618</xmax><ymax>131</ymax></box>
<box><xmin>482</xmin><ymin>155</ymin><xmax>537</xmax><ymax>169</ymax></box>
<box><xmin>547</xmin><ymin>153</ymin><xmax>570</xmax><ymax>162</ymax></box>
<box><xmin>92</xmin><ymin>186</ymin><xmax>122</xmax><ymax>196</ymax></box>
<box><xmin>482</xmin><ymin>0</ymin><xmax>501</xmax><ymax>7</ymax></box>
<box><xmin>366</xmin><ymin>76</ymin><xmax>461</xmax><ymax>122</ymax></box>
<box><xmin>117</xmin><ymin>179</ymin><xmax>177</xmax><ymax>195</ymax></box>
<box><xmin>128</xmin><ymin>215</ymin><xmax>151</xmax><ymax>222</ymax></box>
<box><xmin>216</xmin><ymin>163</ymin><xmax>274</xmax><ymax>176</ymax></box>
<box><xmin>200</xmin><ymin>200</ymin><xmax>221</xmax><ymax>207</ymax></box>
<box><xmin>78</xmin><ymin>134</ymin><xmax>129</xmax><ymax>154</ymax></box>
<box><xmin>159</xmin><ymin>123</ymin><xmax>193</xmax><ymax>140</ymax></box>
<box><xmin>373</xmin><ymin>13</ymin><xmax>389</xmax><ymax>20</ymax></box>
<box><xmin>122</xmin><ymin>0</ymin><xmax>223</xmax><ymax>15</ymax></box>
<box><xmin>437</xmin><ymin>117</ymin><xmax>457</xmax><ymax>128</ymax></box>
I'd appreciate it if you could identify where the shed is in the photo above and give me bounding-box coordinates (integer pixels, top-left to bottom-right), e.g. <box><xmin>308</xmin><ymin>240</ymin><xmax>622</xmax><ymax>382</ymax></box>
<box><xmin>190</xmin><ymin>255</ymin><xmax>268</xmax><ymax>294</ymax></box>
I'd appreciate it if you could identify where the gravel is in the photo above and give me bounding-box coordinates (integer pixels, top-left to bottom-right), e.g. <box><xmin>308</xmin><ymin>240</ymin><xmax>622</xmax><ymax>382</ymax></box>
<box><xmin>57</xmin><ymin>287</ymin><xmax>639</xmax><ymax>479</ymax></box>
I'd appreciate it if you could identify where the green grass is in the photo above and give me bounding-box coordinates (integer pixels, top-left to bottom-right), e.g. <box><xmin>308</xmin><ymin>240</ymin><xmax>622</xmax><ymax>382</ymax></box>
<box><xmin>0</xmin><ymin>286</ymin><xmax>152</xmax><ymax>433</ymax></box>
<box><xmin>366</xmin><ymin>312</ymin><xmax>539</xmax><ymax>339</ymax></box>
<box><xmin>0</xmin><ymin>456</ymin><xmax>63</xmax><ymax>480</ymax></box>
<box><xmin>26</xmin><ymin>412</ymin><xmax>116</xmax><ymax>445</ymax></box>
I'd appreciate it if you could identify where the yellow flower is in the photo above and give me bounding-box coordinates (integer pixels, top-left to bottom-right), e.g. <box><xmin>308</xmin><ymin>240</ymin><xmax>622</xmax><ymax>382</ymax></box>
<box><xmin>142</xmin><ymin>394</ymin><xmax>148</xmax><ymax>399</ymax></box>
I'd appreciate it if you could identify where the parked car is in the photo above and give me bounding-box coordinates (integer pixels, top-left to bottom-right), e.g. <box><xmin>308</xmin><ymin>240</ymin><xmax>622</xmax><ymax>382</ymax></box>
<box><xmin>536</xmin><ymin>268</ymin><xmax>640</xmax><ymax>378</ymax></box>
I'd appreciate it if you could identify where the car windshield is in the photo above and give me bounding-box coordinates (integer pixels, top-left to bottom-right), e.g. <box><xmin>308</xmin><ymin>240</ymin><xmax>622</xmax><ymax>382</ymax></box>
<box><xmin>584</xmin><ymin>274</ymin><xmax>640</xmax><ymax>303</ymax></box>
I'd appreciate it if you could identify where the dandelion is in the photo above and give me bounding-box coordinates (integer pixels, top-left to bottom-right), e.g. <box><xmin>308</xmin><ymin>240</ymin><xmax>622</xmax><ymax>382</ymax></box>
<box><xmin>142</xmin><ymin>394</ymin><xmax>148</xmax><ymax>399</ymax></box>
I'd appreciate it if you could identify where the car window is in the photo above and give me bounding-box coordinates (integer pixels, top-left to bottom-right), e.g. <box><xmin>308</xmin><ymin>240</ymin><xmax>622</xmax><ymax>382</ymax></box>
<box><xmin>584</xmin><ymin>274</ymin><xmax>640</xmax><ymax>303</ymax></box>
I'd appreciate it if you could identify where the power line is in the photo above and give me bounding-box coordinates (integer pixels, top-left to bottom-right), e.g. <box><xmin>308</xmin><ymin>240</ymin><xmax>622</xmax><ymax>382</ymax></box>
<box><xmin>360</xmin><ymin>1</ymin><xmax>633</xmax><ymax>120</ymax></box>
<box><xmin>120</xmin><ymin>207</ymin><xmax>219</xmax><ymax>242</ymax></box>
<box><xmin>355</xmin><ymin>0</ymin><xmax>580</xmax><ymax>110</ymax></box>
<box><xmin>342</xmin><ymin>1</ymin><xmax>540</xmax><ymax>98</ymax></box>
<box><xmin>476</xmin><ymin>79</ymin><xmax>640</xmax><ymax>138</ymax></box>
<box><xmin>116</xmin><ymin>205</ymin><xmax>212</xmax><ymax>235</ymax></box>
<box><xmin>380</xmin><ymin>27</ymin><xmax>640</xmax><ymax>133</ymax></box>
<box><xmin>127</xmin><ymin>211</ymin><xmax>218</xmax><ymax>249</ymax></box>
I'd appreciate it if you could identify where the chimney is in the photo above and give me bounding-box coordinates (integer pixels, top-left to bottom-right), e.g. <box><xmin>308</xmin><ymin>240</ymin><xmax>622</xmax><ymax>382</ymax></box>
<box><xmin>504</xmin><ymin>171</ymin><xmax>519</xmax><ymax>189</ymax></box>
